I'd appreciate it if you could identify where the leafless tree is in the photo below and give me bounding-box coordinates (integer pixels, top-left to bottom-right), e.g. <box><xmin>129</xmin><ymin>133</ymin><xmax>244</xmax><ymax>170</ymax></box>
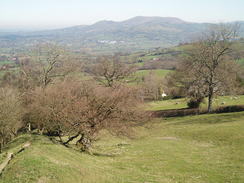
<box><xmin>26</xmin><ymin>79</ymin><xmax>145</xmax><ymax>152</ymax></box>
<box><xmin>6</xmin><ymin>43</ymin><xmax>77</xmax><ymax>91</ymax></box>
<box><xmin>167</xmin><ymin>23</ymin><xmax>240</xmax><ymax>112</ymax></box>
<box><xmin>142</xmin><ymin>71</ymin><xmax>164</xmax><ymax>101</ymax></box>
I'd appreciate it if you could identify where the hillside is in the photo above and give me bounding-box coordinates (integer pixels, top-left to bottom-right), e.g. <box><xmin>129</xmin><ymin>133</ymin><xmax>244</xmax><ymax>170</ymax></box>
<box><xmin>1</xmin><ymin>16</ymin><xmax>244</xmax><ymax>53</ymax></box>
<box><xmin>0</xmin><ymin>112</ymin><xmax>244</xmax><ymax>183</ymax></box>
<box><xmin>121</xmin><ymin>38</ymin><xmax>244</xmax><ymax>72</ymax></box>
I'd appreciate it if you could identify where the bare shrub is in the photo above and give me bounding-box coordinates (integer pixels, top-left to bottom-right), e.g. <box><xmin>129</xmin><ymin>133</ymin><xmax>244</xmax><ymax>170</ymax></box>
<box><xmin>0</xmin><ymin>87</ymin><xmax>23</xmax><ymax>152</ymax></box>
<box><xmin>26</xmin><ymin>80</ymin><xmax>145</xmax><ymax>151</ymax></box>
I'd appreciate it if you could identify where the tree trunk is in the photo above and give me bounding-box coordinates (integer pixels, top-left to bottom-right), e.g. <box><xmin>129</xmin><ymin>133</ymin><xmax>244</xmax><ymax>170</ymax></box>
<box><xmin>76</xmin><ymin>134</ymin><xmax>91</xmax><ymax>152</ymax></box>
<box><xmin>208</xmin><ymin>87</ymin><xmax>214</xmax><ymax>113</ymax></box>
<box><xmin>63</xmin><ymin>133</ymin><xmax>80</xmax><ymax>145</ymax></box>
<box><xmin>0</xmin><ymin>138</ymin><xmax>4</xmax><ymax>154</ymax></box>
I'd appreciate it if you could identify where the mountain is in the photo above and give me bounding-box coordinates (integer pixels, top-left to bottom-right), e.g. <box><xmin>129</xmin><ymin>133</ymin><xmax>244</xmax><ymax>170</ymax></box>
<box><xmin>0</xmin><ymin>16</ymin><xmax>243</xmax><ymax>53</ymax></box>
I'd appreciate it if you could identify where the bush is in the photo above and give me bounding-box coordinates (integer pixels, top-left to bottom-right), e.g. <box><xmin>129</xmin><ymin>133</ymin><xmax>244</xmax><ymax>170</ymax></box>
<box><xmin>0</xmin><ymin>87</ymin><xmax>23</xmax><ymax>152</ymax></box>
<box><xmin>26</xmin><ymin>80</ymin><xmax>145</xmax><ymax>151</ymax></box>
<box><xmin>215</xmin><ymin>105</ymin><xmax>244</xmax><ymax>113</ymax></box>
<box><xmin>187</xmin><ymin>98</ymin><xmax>204</xmax><ymax>108</ymax></box>
<box><xmin>152</xmin><ymin>108</ymin><xmax>200</xmax><ymax>118</ymax></box>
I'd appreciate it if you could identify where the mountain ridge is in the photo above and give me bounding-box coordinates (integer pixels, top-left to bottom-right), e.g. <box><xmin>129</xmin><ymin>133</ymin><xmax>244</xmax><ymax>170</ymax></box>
<box><xmin>0</xmin><ymin>16</ymin><xmax>243</xmax><ymax>53</ymax></box>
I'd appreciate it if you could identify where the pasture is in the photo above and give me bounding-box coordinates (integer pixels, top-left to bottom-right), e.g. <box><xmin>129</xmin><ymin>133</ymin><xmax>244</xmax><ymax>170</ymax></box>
<box><xmin>0</xmin><ymin>111</ymin><xmax>244</xmax><ymax>183</ymax></box>
<box><xmin>147</xmin><ymin>95</ymin><xmax>244</xmax><ymax>111</ymax></box>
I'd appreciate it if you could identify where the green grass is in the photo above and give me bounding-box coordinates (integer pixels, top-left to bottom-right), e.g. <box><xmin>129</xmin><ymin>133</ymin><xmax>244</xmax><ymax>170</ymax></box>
<box><xmin>126</xmin><ymin>69</ymin><xmax>171</xmax><ymax>85</ymax></box>
<box><xmin>0</xmin><ymin>60</ymin><xmax>13</xmax><ymax>65</ymax></box>
<box><xmin>237</xmin><ymin>58</ymin><xmax>244</xmax><ymax>65</ymax></box>
<box><xmin>147</xmin><ymin>98</ymin><xmax>188</xmax><ymax>111</ymax></box>
<box><xmin>138</xmin><ymin>55</ymin><xmax>160</xmax><ymax>62</ymax></box>
<box><xmin>147</xmin><ymin>95</ymin><xmax>244</xmax><ymax>111</ymax></box>
<box><xmin>135</xmin><ymin>69</ymin><xmax>171</xmax><ymax>78</ymax></box>
<box><xmin>1</xmin><ymin>111</ymin><xmax>244</xmax><ymax>183</ymax></box>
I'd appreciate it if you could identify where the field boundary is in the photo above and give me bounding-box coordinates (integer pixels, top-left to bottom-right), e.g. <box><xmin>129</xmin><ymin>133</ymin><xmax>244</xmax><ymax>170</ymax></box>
<box><xmin>151</xmin><ymin>105</ymin><xmax>244</xmax><ymax>118</ymax></box>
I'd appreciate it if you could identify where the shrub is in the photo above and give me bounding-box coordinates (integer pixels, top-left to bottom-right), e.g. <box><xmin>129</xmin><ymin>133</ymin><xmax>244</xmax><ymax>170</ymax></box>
<box><xmin>187</xmin><ymin>98</ymin><xmax>204</xmax><ymax>108</ymax></box>
<box><xmin>26</xmin><ymin>80</ymin><xmax>145</xmax><ymax>151</ymax></box>
<box><xmin>152</xmin><ymin>108</ymin><xmax>200</xmax><ymax>118</ymax></box>
<box><xmin>215</xmin><ymin>105</ymin><xmax>244</xmax><ymax>113</ymax></box>
<box><xmin>0</xmin><ymin>87</ymin><xmax>23</xmax><ymax>152</ymax></box>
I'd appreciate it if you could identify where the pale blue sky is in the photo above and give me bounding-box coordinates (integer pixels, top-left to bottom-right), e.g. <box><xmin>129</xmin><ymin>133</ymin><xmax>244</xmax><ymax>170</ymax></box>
<box><xmin>0</xmin><ymin>0</ymin><xmax>244</xmax><ymax>30</ymax></box>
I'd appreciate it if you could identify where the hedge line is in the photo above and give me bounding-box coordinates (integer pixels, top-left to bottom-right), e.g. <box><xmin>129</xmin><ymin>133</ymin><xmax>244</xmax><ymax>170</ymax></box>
<box><xmin>151</xmin><ymin>105</ymin><xmax>244</xmax><ymax>118</ymax></box>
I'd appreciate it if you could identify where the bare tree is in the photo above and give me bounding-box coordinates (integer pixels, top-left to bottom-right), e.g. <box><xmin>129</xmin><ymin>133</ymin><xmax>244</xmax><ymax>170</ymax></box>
<box><xmin>142</xmin><ymin>71</ymin><xmax>164</xmax><ymax>101</ymax></box>
<box><xmin>166</xmin><ymin>24</ymin><xmax>240</xmax><ymax>112</ymax></box>
<box><xmin>0</xmin><ymin>87</ymin><xmax>22</xmax><ymax>152</ymax></box>
<box><xmin>1</xmin><ymin>44</ymin><xmax>80</xmax><ymax>133</ymax></box>
<box><xmin>9</xmin><ymin>43</ymin><xmax>77</xmax><ymax>90</ymax></box>
<box><xmin>26</xmin><ymin>79</ymin><xmax>144</xmax><ymax>152</ymax></box>
<box><xmin>88</xmin><ymin>55</ymin><xmax>136</xmax><ymax>87</ymax></box>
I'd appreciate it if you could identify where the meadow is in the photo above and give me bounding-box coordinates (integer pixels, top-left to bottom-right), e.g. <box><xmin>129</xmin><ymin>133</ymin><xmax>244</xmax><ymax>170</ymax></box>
<box><xmin>0</xmin><ymin>60</ymin><xmax>13</xmax><ymax>65</ymax></box>
<box><xmin>147</xmin><ymin>95</ymin><xmax>244</xmax><ymax>111</ymax></box>
<box><xmin>135</xmin><ymin>69</ymin><xmax>171</xmax><ymax>78</ymax></box>
<box><xmin>237</xmin><ymin>58</ymin><xmax>244</xmax><ymax>65</ymax></box>
<box><xmin>0</xmin><ymin>111</ymin><xmax>244</xmax><ymax>183</ymax></box>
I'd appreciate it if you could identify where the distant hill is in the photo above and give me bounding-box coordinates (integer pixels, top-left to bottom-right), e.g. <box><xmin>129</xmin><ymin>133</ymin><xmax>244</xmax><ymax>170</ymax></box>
<box><xmin>0</xmin><ymin>16</ymin><xmax>244</xmax><ymax>53</ymax></box>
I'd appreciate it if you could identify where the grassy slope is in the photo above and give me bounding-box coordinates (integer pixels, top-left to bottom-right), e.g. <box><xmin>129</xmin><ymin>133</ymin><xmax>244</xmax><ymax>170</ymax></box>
<box><xmin>147</xmin><ymin>95</ymin><xmax>244</xmax><ymax>111</ymax></box>
<box><xmin>0</xmin><ymin>112</ymin><xmax>244</xmax><ymax>183</ymax></box>
<box><xmin>126</xmin><ymin>69</ymin><xmax>171</xmax><ymax>85</ymax></box>
<box><xmin>132</xmin><ymin>40</ymin><xmax>244</xmax><ymax>66</ymax></box>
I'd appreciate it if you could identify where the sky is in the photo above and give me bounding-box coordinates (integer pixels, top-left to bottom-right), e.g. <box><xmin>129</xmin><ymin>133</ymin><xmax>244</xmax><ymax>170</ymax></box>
<box><xmin>0</xmin><ymin>0</ymin><xmax>244</xmax><ymax>31</ymax></box>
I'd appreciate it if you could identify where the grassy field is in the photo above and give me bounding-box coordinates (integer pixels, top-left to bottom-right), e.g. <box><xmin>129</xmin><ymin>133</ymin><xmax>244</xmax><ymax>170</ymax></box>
<box><xmin>126</xmin><ymin>69</ymin><xmax>171</xmax><ymax>85</ymax></box>
<box><xmin>237</xmin><ymin>58</ymin><xmax>244</xmax><ymax>66</ymax></box>
<box><xmin>147</xmin><ymin>95</ymin><xmax>244</xmax><ymax>111</ymax></box>
<box><xmin>0</xmin><ymin>111</ymin><xmax>244</xmax><ymax>183</ymax></box>
<box><xmin>0</xmin><ymin>60</ymin><xmax>13</xmax><ymax>65</ymax></box>
<box><xmin>135</xmin><ymin>69</ymin><xmax>171</xmax><ymax>78</ymax></box>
